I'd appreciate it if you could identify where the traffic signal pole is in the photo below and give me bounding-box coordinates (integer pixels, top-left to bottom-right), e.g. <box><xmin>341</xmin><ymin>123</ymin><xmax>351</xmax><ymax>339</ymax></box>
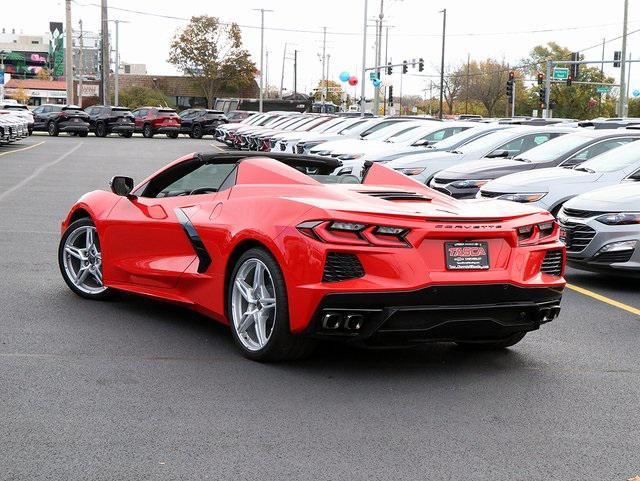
<box><xmin>545</xmin><ymin>61</ymin><xmax>552</xmax><ymax>118</ymax></box>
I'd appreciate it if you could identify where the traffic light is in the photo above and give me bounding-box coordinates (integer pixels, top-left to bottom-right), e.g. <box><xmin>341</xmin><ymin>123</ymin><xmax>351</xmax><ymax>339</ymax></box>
<box><xmin>418</xmin><ymin>58</ymin><xmax>424</xmax><ymax>72</ymax></box>
<box><xmin>506</xmin><ymin>71</ymin><xmax>514</xmax><ymax>100</ymax></box>
<box><xmin>537</xmin><ymin>73</ymin><xmax>544</xmax><ymax>85</ymax></box>
<box><xmin>386</xmin><ymin>62</ymin><xmax>392</xmax><ymax>75</ymax></box>
<box><xmin>566</xmin><ymin>74</ymin><xmax>573</xmax><ymax>86</ymax></box>
<box><xmin>539</xmin><ymin>88</ymin><xmax>546</xmax><ymax>105</ymax></box>
<box><xmin>402</xmin><ymin>60</ymin><xmax>408</xmax><ymax>74</ymax></box>
<box><xmin>388</xmin><ymin>86</ymin><xmax>393</xmax><ymax>105</ymax></box>
<box><xmin>614</xmin><ymin>51</ymin><xmax>621</xmax><ymax>68</ymax></box>
<box><xmin>570</xmin><ymin>52</ymin><xmax>580</xmax><ymax>78</ymax></box>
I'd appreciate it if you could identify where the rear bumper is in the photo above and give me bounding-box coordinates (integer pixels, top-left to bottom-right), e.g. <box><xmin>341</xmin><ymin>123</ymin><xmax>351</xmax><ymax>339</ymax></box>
<box><xmin>109</xmin><ymin>124</ymin><xmax>134</xmax><ymax>133</ymax></box>
<box><xmin>304</xmin><ymin>284</ymin><xmax>563</xmax><ymax>346</ymax></box>
<box><xmin>59</xmin><ymin>121</ymin><xmax>89</xmax><ymax>133</ymax></box>
<box><xmin>155</xmin><ymin>126</ymin><xmax>180</xmax><ymax>134</ymax></box>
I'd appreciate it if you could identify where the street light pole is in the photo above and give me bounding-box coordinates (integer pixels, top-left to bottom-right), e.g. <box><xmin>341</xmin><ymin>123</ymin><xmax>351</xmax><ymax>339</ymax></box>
<box><xmin>78</xmin><ymin>19</ymin><xmax>84</xmax><ymax>108</ymax></box>
<box><xmin>619</xmin><ymin>0</ymin><xmax>629</xmax><ymax>116</ymax></box>
<box><xmin>114</xmin><ymin>20</ymin><xmax>119</xmax><ymax>105</ymax></box>
<box><xmin>360</xmin><ymin>0</ymin><xmax>368</xmax><ymax>117</ymax></box>
<box><xmin>65</xmin><ymin>0</ymin><xmax>73</xmax><ymax>104</ymax></box>
<box><xmin>253</xmin><ymin>8</ymin><xmax>273</xmax><ymax>113</ymax></box>
<box><xmin>100</xmin><ymin>0</ymin><xmax>109</xmax><ymax>105</ymax></box>
<box><xmin>438</xmin><ymin>8</ymin><xmax>446</xmax><ymax>119</ymax></box>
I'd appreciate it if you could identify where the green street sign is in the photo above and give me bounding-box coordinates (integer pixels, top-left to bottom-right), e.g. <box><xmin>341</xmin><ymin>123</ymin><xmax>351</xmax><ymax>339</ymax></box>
<box><xmin>552</xmin><ymin>67</ymin><xmax>569</xmax><ymax>80</ymax></box>
<box><xmin>369</xmin><ymin>72</ymin><xmax>377</xmax><ymax>80</ymax></box>
<box><xmin>596</xmin><ymin>86</ymin><xmax>611</xmax><ymax>93</ymax></box>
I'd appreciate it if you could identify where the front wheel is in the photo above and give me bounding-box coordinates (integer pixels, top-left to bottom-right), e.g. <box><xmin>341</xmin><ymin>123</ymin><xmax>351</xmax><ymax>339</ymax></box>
<box><xmin>456</xmin><ymin>332</ymin><xmax>526</xmax><ymax>350</ymax></box>
<box><xmin>228</xmin><ymin>248</ymin><xmax>315</xmax><ymax>361</ymax></box>
<box><xmin>192</xmin><ymin>124</ymin><xmax>204</xmax><ymax>139</ymax></box>
<box><xmin>58</xmin><ymin>218</ymin><xmax>113</xmax><ymax>300</ymax></box>
<box><xmin>95</xmin><ymin>122</ymin><xmax>107</xmax><ymax>137</ymax></box>
<box><xmin>48</xmin><ymin>122</ymin><xmax>59</xmax><ymax>136</ymax></box>
<box><xmin>166</xmin><ymin>131</ymin><xmax>179</xmax><ymax>139</ymax></box>
<box><xmin>119</xmin><ymin>131</ymin><xmax>133</xmax><ymax>138</ymax></box>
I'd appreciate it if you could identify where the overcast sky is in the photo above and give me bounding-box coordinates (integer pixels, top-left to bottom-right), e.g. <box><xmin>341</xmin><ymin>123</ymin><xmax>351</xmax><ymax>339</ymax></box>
<box><xmin>3</xmin><ymin>0</ymin><xmax>639</xmax><ymax>100</ymax></box>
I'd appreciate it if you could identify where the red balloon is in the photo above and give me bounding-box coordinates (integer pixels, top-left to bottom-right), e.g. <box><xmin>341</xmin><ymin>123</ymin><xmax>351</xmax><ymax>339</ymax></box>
<box><xmin>348</xmin><ymin>76</ymin><xmax>358</xmax><ymax>86</ymax></box>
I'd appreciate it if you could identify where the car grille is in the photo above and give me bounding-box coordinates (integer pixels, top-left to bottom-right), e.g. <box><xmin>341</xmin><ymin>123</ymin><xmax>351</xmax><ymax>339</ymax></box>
<box><xmin>296</xmin><ymin>144</ymin><xmax>305</xmax><ymax>154</ymax></box>
<box><xmin>357</xmin><ymin>190</ymin><xmax>431</xmax><ymax>201</ymax></box>
<box><xmin>479</xmin><ymin>190</ymin><xmax>503</xmax><ymax>198</ymax></box>
<box><xmin>540</xmin><ymin>250</ymin><xmax>564</xmax><ymax>276</ymax></box>
<box><xmin>561</xmin><ymin>207</ymin><xmax>606</xmax><ymax>219</ymax></box>
<box><xmin>593</xmin><ymin>250</ymin><xmax>634</xmax><ymax>264</ymax></box>
<box><xmin>559</xmin><ymin>222</ymin><xmax>597</xmax><ymax>253</ymax></box>
<box><xmin>323</xmin><ymin>253</ymin><xmax>365</xmax><ymax>282</ymax></box>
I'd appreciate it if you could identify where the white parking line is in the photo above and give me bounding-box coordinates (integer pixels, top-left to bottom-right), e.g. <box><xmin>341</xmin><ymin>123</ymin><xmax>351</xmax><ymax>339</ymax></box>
<box><xmin>0</xmin><ymin>142</ymin><xmax>84</xmax><ymax>203</ymax></box>
<box><xmin>0</xmin><ymin>141</ymin><xmax>46</xmax><ymax>157</ymax></box>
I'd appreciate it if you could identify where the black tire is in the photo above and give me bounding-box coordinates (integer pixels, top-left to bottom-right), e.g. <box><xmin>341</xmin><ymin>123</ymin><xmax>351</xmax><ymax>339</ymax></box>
<box><xmin>78</xmin><ymin>131</ymin><xmax>89</xmax><ymax>137</ymax></box>
<box><xmin>58</xmin><ymin>218</ymin><xmax>114</xmax><ymax>301</ymax></box>
<box><xmin>192</xmin><ymin>124</ymin><xmax>204</xmax><ymax>139</ymax></box>
<box><xmin>48</xmin><ymin>121</ymin><xmax>59</xmax><ymax>136</ymax></box>
<box><xmin>227</xmin><ymin>247</ymin><xmax>315</xmax><ymax>362</ymax></box>
<box><xmin>95</xmin><ymin>122</ymin><xmax>107</xmax><ymax>137</ymax></box>
<box><xmin>456</xmin><ymin>332</ymin><xmax>527</xmax><ymax>350</ymax></box>
<box><xmin>69</xmin><ymin>132</ymin><xmax>77</xmax><ymax>137</ymax></box>
<box><xmin>119</xmin><ymin>132</ymin><xmax>133</xmax><ymax>138</ymax></box>
<box><xmin>142</xmin><ymin>124</ymin><xmax>154</xmax><ymax>138</ymax></box>
<box><xmin>166</xmin><ymin>131</ymin><xmax>179</xmax><ymax>139</ymax></box>
<box><xmin>188</xmin><ymin>132</ymin><xmax>195</xmax><ymax>139</ymax></box>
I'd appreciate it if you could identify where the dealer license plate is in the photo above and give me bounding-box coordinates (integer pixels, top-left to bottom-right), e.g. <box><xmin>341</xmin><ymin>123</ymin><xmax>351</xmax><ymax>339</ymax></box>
<box><xmin>445</xmin><ymin>241</ymin><xmax>490</xmax><ymax>270</ymax></box>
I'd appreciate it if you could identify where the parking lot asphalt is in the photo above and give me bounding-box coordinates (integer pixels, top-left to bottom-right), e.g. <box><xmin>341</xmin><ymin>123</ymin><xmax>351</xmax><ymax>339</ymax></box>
<box><xmin>0</xmin><ymin>135</ymin><xmax>638</xmax><ymax>481</ymax></box>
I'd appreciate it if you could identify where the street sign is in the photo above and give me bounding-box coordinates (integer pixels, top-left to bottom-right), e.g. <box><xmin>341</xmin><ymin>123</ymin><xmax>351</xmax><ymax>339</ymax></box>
<box><xmin>633</xmin><ymin>89</ymin><xmax>640</xmax><ymax>98</ymax></box>
<box><xmin>552</xmin><ymin>68</ymin><xmax>570</xmax><ymax>80</ymax></box>
<box><xmin>596</xmin><ymin>86</ymin><xmax>611</xmax><ymax>94</ymax></box>
<box><xmin>369</xmin><ymin>72</ymin><xmax>377</xmax><ymax>81</ymax></box>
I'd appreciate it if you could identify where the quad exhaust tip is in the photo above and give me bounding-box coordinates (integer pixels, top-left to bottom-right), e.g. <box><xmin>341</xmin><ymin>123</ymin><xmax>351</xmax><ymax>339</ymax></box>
<box><xmin>322</xmin><ymin>312</ymin><xmax>365</xmax><ymax>331</ymax></box>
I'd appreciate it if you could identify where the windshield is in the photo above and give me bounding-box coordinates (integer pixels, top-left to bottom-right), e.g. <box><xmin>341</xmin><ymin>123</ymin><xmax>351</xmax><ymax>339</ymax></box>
<box><xmin>366</xmin><ymin>122</ymin><xmax>421</xmax><ymax>141</ymax></box>
<box><xmin>317</xmin><ymin>118</ymin><xmax>348</xmax><ymax>133</ymax></box>
<box><xmin>579</xmin><ymin>141</ymin><xmax>640</xmax><ymax>172</ymax></box>
<box><xmin>456</xmin><ymin>129</ymin><xmax>521</xmax><ymax>154</ymax></box>
<box><xmin>513</xmin><ymin>133</ymin><xmax>592</xmax><ymax>162</ymax></box>
<box><xmin>430</xmin><ymin>127</ymin><xmax>500</xmax><ymax>149</ymax></box>
<box><xmin>337</xmin><ymin>119</ymin><xmax>375</xmax><ymax>135</ymax></box>
<box><xmin>386</xmin><ymin>125</ymin><xmax>442</xmax><ymax>143</ymax></box>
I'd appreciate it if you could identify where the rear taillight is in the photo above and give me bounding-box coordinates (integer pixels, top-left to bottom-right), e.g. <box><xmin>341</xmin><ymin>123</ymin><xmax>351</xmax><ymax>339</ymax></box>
<box><xmin>297</xmin><ymin>220</ymin><xmax>411</xmax><ymax>248</ymax></box>
<box><xmin>517</xmin><ymin>221</ymin><xmax>558</xmax><ymax>245</ymax></box>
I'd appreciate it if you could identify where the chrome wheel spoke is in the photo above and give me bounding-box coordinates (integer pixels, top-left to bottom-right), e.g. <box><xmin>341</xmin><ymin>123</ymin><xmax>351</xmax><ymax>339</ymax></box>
<box><xmin>85</xmin><ymin>228</ymin><xmax>94</xmax><ymax>249</ymax></box>
<box><xmin>76</xmin><ymin>265</ymin><xmax>91</xmax><ymax>284</ymax></box>
<box><xmin>91</xmin><ymin>267</ymin><xmax>103</xmax><ymax>285</ymax></box>
<box><xmin>65</xmin><ymin>245</ymin><xmax>86</xmax><ymax>260</ymax></box>
<box><xmin>237</xmin><ymin>309</ymin><xmax>257</xmax><ymax>334</ymax></box>
<box><xmin>235</xmin><ymin>279</ymin><xmax>253</xmax><ymax>302</ymax></box>
<box><xmin>260</xmin><ymin>297</ymin><xmax>276</xmax><ymax>310</ymax></box>
<box><xmin>253</xmin><ymin>261</ymin><xmax>264</xmax><ymax>288</ymax></box>
<box><xmin>254</xmin><ymin>313</ymin><xmax>267</xmax><ymax>347</ymax></box>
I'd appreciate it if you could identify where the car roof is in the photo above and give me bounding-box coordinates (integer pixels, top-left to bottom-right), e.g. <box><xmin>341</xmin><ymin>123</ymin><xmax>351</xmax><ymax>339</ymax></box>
<box><xmin>196</xmin><ymin>151</ymin><xmax>341</xmax><ymax>170</ymax></box>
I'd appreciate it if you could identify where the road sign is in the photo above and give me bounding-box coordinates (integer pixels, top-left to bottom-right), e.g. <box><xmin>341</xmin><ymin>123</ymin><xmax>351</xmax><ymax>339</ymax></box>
<box><xmin>369</xmin><ymin>72</ymin><xmax>377</xmax><ymax>81</ymax></box>
<box><xmin>552</xmin><ymin>68</ymin><xmax>570</xmax><ymax>80</ymax></box>
<box><xmin>596</xmin><ymin>86</ymin><xmax>611</xmax><ymax>94</ymax></box>
<box><xmin>633</xmin><ymin>89</ymin><xmax>640</xmax><ymax>98</ymax></box>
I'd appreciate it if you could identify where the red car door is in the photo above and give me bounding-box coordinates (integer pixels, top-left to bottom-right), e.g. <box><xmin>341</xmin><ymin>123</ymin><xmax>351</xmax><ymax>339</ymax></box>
<box><xmin>101</xmin><ymin>159</ymin><xmax>236</xmax><ymax>290</ymax></box>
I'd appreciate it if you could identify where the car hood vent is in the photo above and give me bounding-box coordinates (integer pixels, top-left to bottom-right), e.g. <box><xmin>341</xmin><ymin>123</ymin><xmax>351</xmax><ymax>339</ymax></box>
<box><xmin>357</xmin><ymin>190</ymin><xmax>432</xmax><ymax>201</ymax></box>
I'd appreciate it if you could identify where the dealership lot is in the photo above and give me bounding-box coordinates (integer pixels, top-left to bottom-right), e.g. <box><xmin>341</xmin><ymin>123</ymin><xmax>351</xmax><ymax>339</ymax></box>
<box><xmin>0</xmin><ymin>136</ymin><xmax>638</xmax><ymax>480</ymax></box>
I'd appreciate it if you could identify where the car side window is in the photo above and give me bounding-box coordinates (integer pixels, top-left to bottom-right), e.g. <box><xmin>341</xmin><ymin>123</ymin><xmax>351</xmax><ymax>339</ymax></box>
<box><xmin>140</xmin><ymin>161</ymin><xmax>237</xmax><ymax>198</ymax></box>
<box><xmin>423</xmin><ymin>126</ymin><xmax>466</xmax><ymax>142</ymax></box>
<box><xmin>564</xmin><ymin>138</ymin><xmax>637</xmax><ymax>164</ymax></box>
<box><xmin>33</xmin><ymin>106</ymin><xmax>44</xmax><ymax>114</ymax></box>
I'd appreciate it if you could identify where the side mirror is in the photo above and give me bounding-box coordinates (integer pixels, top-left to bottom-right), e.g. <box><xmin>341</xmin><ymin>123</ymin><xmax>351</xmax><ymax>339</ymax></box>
<box><xmin>412</xmin><ymin>139</ymin><xmax>432</xmax><ymax>147</ymax></box>
<box><xmin>110</xmin><ymin>176</ymin><xmax>135</xmax><ymax>197</ymax></box>
<box><xmin>486</xmin><ymin>149</ymin><xmax>509</xmax><ymax>158</ymax></box>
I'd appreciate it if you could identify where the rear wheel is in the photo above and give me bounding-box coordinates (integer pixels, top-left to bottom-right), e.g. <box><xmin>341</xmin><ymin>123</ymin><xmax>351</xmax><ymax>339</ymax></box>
<box><xmin>228</xmin><ymin>248</ymin><xmax>315</xmax><ymax>361</ymax></box>
<box><xmin>95</xmin><ymin>122</ymin><xmax>107</xmax><ymax>137</ymax></box>
<box><xmin>166</xmin><ymin>131</ymin><xmax>179</xmax><ymax>139</ymax></box>
<box><xmin>58</xmin><ymin>218</ymin><xmax>113</xmax><ymax>300</ymax></box>
<box><xmin>78</xmin><ymin>131</ymin><xmax>88</xmax><ymax>137</ymax></box>
<box><xmin>456</xmin><ymin>332</ymin><xmax>526</xmax><ymax>350</ymax></box>
<box><xmin>47</xmin><ymin>122</ymin><xmax>59</xmax><ymax>136</ymax></box>
<box><xmin>119</xmin><ymin>131</ymin><xmax>133</xmax><ymax>138</ymax></box>
<box><xmin>192</xmin><ymin>124</ymin><xmax>204</xmax><ymax>139</ymax></box>
<box><xmin>142</xmin><ymin>124</ymin><xmax>154</xmax><ymax>138</ymax></box>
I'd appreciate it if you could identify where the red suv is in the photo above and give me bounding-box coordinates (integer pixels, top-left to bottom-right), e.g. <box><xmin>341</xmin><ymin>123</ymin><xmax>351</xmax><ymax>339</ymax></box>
<box><xmin>131</xmin><ymin>107</ymin><xmax>181</xmax><ymax>138</ymax></box>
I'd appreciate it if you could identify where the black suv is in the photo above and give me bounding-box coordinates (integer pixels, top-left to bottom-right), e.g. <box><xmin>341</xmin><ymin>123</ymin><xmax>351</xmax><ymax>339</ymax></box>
<box><xmin>179</xmin><ymin>109</ymin><xmax>227</xmax><ymax>138</ymax></box>
<box><xmin>32</xmin><ymin>104</ymin><xmax>90</xmax><ymax>136</ymax></box>
<box><xmin>84</xmin><ymin>105</ymin><xmax>135</xmax><ymax>137</ymax></box>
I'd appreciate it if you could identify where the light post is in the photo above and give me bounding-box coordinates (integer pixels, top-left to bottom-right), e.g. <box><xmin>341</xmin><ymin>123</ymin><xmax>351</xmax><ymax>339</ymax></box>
<box><xmin>438</xmin><ymin>8</ymin><xmax>446</xmax><ymax>119</ymax></box>
<box><xmin>253</xmin><ymin>8</ymin><xmax>273</xmax><ymax>112</ymax></box>
<box><xmin>360</xmin><ymin>0</ymin><xmax>368</xmax><ymax>116</ymax></box>
<box><xmin>109</xmin><ymin>19</ymin><xmax>129</xmax><ymax>106</ymax></box>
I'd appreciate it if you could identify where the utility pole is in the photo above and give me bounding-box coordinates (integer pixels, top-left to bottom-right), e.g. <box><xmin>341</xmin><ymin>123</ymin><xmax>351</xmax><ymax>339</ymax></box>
<box><xmin>438</xmin><ymin>8</ymin><xmax>446</xmax><ymax>119</ymax></box>
<box><xmin>265</xmin><ymin>50</ymin><xmax>269</xmax><ymax>99</ymax></box>
<box><xmin>600</xmin><ymin>37</ymin><xmax>605</xmax><ymax>116</ymax></box>
<box><xmin>280</xmin><ymin>43</ymin><xmax>287</xmax><ymax>98</ymax></box>
<box><xmin>619</xmin><ymin>0</ymin><xmax>629</xmax><ymax>116</ymax></box>
<box><xmin>100</xmin><ymin>0</ymin><xmax>109</xmax><ymax>105</ymax></box>
<box><xmin>626</xmin><ymin>52</ymin><xmax>632</xmax><ymax>105</ymax></box>
<box><xmin>359</xmin><ymin>0</ymin><xmax>368</xmax><ymax>116</ymax></box>
<box><xmin>545</xmin><ymin>60</ymin><xmax>551</xmax><ymax>118</ymax></box>
<box><xmin>326</xmin><ymin>53</ymin><xmax>331</xmax><ymax>107</ymax></box>
<box><xmin>65</xmin><ymin>0</ymin><xmax>73</xmax><ymax>104</ymax></box>
<box><xmin>293</xmin><ymin>49</ymin><xmax>298</xmax><ymax>98</ymax></box>
<box><xmin>78</xmin><ymin>19</ymin><xmax>84</xmax><ymax>108</ymax></box>
<box><xmin>465</xmin><ymin>52</ymin><xmax>470</xmax><ymax>114</ymax></box>
<box><xmin>429</xmin><ymin>81</ymin><xmax>433</xmax><ymax>115</ymax></box>
<box><xmin>253</xmin><ymin>9</ymin><xmax>273</xmax><ymax>112</ymax></box>
<box><xmin>321</xmin><ymin>26</ymin><xmax>327</xmax><ymax>108</ymax></box>
<box><xmin>373</xmin><ymin>19</ymin><xmax>379</xmax><ymax>114</ymax></box>
<box><xmin>383</xmin><ymin>25</ymin><xmax>389</xmax><ymax>115</ymax></box>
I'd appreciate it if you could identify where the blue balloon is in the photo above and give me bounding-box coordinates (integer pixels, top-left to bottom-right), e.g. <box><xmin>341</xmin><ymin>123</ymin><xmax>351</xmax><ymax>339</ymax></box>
<box><xmin>339</xmin><ymin>71</ymin><xmax>350</xmax><ymax>82</ymax></box>
<box><xmin>633</xmin><ymin>89</ymin><xmax>640</xmax><ymax>97</ymax></box>
<box><xmin>372</xmin><ymin>78</ymin><xmax>382</xmax><ymax>88</ymax></box>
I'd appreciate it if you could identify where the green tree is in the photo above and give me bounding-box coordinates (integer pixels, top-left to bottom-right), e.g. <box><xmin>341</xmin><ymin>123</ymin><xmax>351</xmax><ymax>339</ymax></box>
<box><xmin>460</xmin><ymin>59</ymin><xmax>511</xmax><ymax>117</ymax></box>
<box><xmin>628</xmin><ymin>97</ymin><xmax>640</xmax><ymax>117</ymax></box>
<box><xmin>312</xmin><ymin>80</ymin><xmax>344</xmax><ymax>105</ymax></box>
<box><xmin>168</xmin><ymin>16</ymin><xmax>257</xmax><ymax>108</ymax></box>
<box><xmin>525</xmin><ymin>42</ymin><xmax>617</xmax><ymax>119</ymax></box>
<box><xmin>117</xmin><ymin>86</ymin><xmax>172</xmax><ymax>110</ymax></box>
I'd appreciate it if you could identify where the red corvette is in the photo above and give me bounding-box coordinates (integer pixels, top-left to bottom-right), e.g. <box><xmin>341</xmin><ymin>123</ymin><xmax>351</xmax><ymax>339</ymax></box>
<box><xmin>58</xmin><ymin>152</ymin><xmax>565</xmax><ymax>361</ymax></box>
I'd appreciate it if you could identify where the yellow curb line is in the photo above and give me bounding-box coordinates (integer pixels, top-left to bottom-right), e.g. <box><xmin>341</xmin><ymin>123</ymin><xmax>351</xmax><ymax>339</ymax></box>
<box><xmin>566</xmin><ymin>283</ymin><xmax>640</xmax><ymax>317</ymax></box>
<box><xmin>0</xmin><ymin>141</ymin><xmax>46</xmax><ymax>157</ymax></box>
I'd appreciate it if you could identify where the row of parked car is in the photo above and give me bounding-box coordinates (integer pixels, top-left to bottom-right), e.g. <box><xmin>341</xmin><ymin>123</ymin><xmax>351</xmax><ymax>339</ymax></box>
<box><xmin>0</xmin><ymin>102</ymin><xmax>258</xmax><ymax>140</ymax></box>
<box><xmin>215</xmin><ymin>112</ymin><xmax>640</xmax><ymax>277</ymax></box>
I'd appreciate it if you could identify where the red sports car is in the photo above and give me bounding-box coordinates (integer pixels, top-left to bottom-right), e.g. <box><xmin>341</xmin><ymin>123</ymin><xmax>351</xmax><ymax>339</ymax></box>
<box><xmin>58</xmin><ymin>152</ymin><xmax>566</xmax><ymax>361</ymax></box>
